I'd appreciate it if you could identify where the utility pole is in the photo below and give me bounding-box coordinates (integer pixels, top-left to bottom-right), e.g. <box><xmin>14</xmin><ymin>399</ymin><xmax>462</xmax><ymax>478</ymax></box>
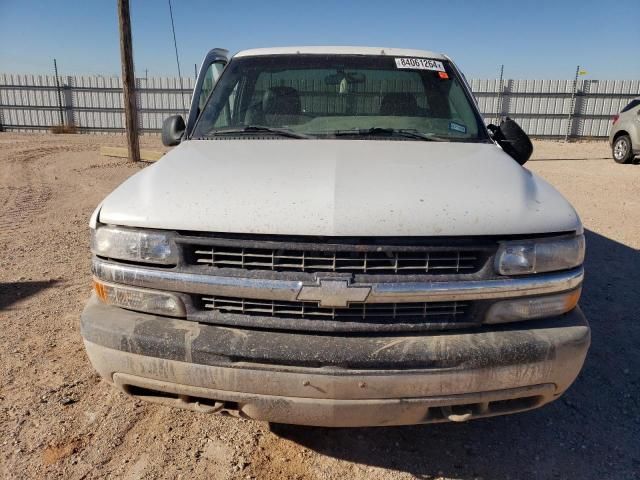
<box><xmin>117</xmin><ymin>0</ymin><xmax>140</xmax><ymax>162</ymax></box>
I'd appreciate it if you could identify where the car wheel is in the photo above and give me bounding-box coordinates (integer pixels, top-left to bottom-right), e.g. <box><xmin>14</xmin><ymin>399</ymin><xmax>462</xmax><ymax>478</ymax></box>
<box><xmin>612</xmin><ymin>135</ymin><xmax>633</xmax><ymax>164</ymax></box>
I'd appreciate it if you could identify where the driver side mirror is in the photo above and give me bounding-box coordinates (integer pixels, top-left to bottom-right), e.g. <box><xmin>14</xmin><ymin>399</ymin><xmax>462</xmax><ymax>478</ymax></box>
<box><xmin>161</xmin><ymin>115</ymin><xmax>186</xmax><ymax>147</ymax></box>
<box><xmin>487</xmin><ymin>118</ymin><xmax>533</xmax><ymax>165</ymax></box>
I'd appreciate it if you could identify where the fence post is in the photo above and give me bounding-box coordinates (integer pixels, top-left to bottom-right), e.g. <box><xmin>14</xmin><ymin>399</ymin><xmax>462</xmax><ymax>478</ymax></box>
<box><xmin>564</xmin><ymin>65</ymin><xmax>580</xmax><ymax>142</ymax></box>
<box><xmin>495</xmin><ymin>64</ymin><xmax>504</xmax><ymax>125</ymax></box>
<box><xmin>63</xmin><ymin>75</ymin><xmax>76</xmax><ymax>128</ymax></box>
<box><xmin>53</xmin><ymin>59</ymin><xmax>64</xmax><ymax>126</ymax></box>
<box><xmin>136</xmin><ymin>76</ymin><xmax>146</xmax><ymax>134</ymax></box>
<box><xmin>498</xmin><ymin>79</ymin><xmax>513</xmax><ymax>122</ymax></box>
<box><xmin>0</xmin><ymin>75</ymin><xmax>4</xmax><ymax>132</ymax></box>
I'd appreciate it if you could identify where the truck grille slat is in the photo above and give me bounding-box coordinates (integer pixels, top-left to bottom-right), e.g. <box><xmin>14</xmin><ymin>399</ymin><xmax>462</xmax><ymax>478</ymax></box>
<box><xmin>179</xmin><ymin>235</ymin><xmax>494</xmax><ymax>330</ymax></box>
<box><xmin>191</xmin><ymin>246</ymin><xmax>483</xmax><ymax>274</ymax></box>
<box><xmin>200</xmin><ymin>296</ymin><xmax>469</xmax><ymax>322</ymax></box>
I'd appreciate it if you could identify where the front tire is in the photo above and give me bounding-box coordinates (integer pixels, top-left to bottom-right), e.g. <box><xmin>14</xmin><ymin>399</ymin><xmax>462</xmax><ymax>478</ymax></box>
<box><xmin>612</xmin><ymin>135</ymin><xmax>633</xmax><ymax>164</ymax></box>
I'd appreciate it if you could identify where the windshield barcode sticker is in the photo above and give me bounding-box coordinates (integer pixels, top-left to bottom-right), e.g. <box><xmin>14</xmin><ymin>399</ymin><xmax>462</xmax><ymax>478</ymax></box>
<box><xmin>395</xmin><ymin>58</ymin><xmax>445</xmax><ymax>72</ymax></box>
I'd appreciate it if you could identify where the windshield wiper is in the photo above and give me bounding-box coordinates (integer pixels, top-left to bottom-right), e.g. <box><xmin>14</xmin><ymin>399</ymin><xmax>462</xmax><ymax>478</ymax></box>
<box><xmin>332</xmin><ymin>127</ymin><xmax>446</xmax><ymax>141</ymax></box>
<box><xmin>203</xmin><ymin>126</ymin><xmax>310</xmax><ymax>139</ymax></box>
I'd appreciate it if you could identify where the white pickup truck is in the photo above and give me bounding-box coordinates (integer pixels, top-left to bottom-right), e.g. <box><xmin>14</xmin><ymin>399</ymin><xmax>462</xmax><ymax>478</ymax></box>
<box><xmin>82</xmin><ymin>46</ymin><xmax>590</xmax><ymax>427</ymax></box>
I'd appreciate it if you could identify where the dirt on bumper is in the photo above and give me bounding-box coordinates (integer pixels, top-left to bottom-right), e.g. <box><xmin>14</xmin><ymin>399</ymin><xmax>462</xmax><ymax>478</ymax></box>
<box><xmin>81</xmin><ymin>296</ymin><xmax>590</xmax><ymax>427</ymax></box>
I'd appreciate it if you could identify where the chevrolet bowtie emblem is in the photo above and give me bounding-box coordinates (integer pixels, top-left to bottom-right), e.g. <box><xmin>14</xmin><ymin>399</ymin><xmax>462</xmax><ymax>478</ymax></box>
<box><xmin>297</xmin><ymin>279</ymin><xmax>371</xmax><ymax>307</ymax></box>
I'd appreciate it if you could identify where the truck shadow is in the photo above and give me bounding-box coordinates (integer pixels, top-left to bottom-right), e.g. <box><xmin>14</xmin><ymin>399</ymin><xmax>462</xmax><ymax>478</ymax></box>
<box><xmin>269</xmin><ymin>229</ymin><xmax>640</xmax><ymax>480</ymax></box>
<box><xmin>0</xmin><ymin>280</ymin><xmax>59</xmax><ymax>310</ymax></box>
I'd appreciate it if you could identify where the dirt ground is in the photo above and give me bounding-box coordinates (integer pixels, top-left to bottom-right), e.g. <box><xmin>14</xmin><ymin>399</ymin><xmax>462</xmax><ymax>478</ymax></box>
<box><xmin>0</xmin><ymin>133</ymin><xmax>638</xmax><ymax>480</ymax></box>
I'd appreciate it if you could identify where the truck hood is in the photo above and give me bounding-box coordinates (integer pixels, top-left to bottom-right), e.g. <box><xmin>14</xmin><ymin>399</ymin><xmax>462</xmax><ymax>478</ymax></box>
<box><xmin>98</xmin><ymin>140</ymin><xmax>580</xmax><ymax>236</ymax></box>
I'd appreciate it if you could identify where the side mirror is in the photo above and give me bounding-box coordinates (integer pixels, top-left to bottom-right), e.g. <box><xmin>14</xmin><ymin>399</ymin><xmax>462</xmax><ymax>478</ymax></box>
<box><xmin>488</xmin><ymin>118</ymin><xmax>533</xmax><ymax>165</ymax></box>
<box><xmin>161</xmin><ymin>115</ymin><xmax>186</xmax><ymax>147</ymax></box>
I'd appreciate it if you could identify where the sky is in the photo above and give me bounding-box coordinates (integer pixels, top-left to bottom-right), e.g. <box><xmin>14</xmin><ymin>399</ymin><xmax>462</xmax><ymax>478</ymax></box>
<box><xmin>1</xmin><ymin>0</ymin><xmax>639</xmax><ymax>80</ymax></box>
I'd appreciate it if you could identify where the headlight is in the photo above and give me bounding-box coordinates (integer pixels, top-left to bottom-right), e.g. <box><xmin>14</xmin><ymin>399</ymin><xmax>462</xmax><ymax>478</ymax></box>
<box><xmin>485</xmin><ymin>288</ymin><xmax>581</xmax><ymax>324</ymax></box>
<box><xmin>495</xmin><ymin>234</ymin><xmax>585</xmax><ymax>275</ymax></box>
<box><xmin>93</xmin><ymin>278</ymin><xmax>186</xmax><ymax>317</ymax></box>
<box><xmin>91</xmin><ymin>225</ymin><xmax>177</xmax><ymax>265</ymax></box>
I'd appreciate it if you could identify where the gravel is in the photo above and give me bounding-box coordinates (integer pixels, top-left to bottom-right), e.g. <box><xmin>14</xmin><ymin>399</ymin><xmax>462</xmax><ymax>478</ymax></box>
<box><xmin>0</xmin><ymin>133</ymin><xmax>638</xmax><ymax>479</ymax></box>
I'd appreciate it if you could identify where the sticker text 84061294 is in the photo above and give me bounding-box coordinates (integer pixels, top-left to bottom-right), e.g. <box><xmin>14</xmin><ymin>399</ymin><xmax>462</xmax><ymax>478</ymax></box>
<box><xmin>394</xmin><ymin>58</ymin><xmax>445</xmax><ymax>72</ymax></box>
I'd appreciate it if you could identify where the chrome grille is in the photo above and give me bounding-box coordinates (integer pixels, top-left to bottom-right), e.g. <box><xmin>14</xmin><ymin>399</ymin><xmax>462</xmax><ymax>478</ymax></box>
<box><xmin>200</xmin><ymin>295</ymin><xmax>469</xmax><ymax>322</ymax></box>
<box><xmin>191</xmin><ymin>246</ymin><xmax>482</xmax><ymax>274</ymax></box>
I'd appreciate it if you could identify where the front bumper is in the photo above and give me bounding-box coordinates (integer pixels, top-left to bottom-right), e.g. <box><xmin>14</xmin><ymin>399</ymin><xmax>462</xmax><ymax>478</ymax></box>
<box><xmin>81</xmin><ymin>296</ymin><xmax>590</xmax><ymax>427</ymax></box>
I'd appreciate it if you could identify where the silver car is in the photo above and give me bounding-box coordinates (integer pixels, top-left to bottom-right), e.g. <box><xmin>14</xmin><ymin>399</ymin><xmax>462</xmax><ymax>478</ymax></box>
<box><xmin>609</xmin><ymin>98</ymin><xmax>640</xmax><ymax>163</ymax></box>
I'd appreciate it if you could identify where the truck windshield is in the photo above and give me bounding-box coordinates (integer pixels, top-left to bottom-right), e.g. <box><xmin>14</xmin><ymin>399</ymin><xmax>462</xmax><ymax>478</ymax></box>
<box><xmin>192</xmin><ymin>54</ymin><xmax>489</xmax><ymax>142</ymax></box>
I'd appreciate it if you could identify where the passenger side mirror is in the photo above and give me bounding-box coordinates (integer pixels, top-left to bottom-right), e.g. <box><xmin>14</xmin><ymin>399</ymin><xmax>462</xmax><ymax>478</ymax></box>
<box><xmin>487</xmin><ymin>118</ymin><xmax>533</xmax><ymax>165</ymax></box>
<box><xmin>161</xmin><ymin>115</ymin><xmax>186</xmax><ymax>147</ymax></box>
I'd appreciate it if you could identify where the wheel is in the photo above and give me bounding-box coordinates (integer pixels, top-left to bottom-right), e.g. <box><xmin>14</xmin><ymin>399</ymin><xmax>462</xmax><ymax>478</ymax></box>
<box><xmin>612</xmin><ymin>134</ymin><xmax>633</xmax><ymax>164</ymax></box>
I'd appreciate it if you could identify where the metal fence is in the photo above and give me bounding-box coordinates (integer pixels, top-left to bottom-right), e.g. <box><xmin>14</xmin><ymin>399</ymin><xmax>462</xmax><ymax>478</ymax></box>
<box><xmin>471</xmin><ymin>79</ymin><xmax>640</xmax><ymax>138</ymax></box>
<box><xmin>0</xmin><ymin>74</ymin><xmax>194</xmax><ymax>133</ymax></box>
<box><xmin>1</xmin><ymin>73</ymin><xmax>638</xmax><ymax>137</ymax></box>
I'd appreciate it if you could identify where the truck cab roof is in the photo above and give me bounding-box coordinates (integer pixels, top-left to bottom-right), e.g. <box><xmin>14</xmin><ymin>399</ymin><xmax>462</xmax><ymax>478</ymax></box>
<box><xmin>234</xmin><ymin>46</ymin><xmax>447</xmax><ymax>60</ymax></box>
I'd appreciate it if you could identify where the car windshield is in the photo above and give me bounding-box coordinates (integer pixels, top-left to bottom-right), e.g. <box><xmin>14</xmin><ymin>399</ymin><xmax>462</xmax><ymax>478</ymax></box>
<box><xmin>621</xmin><ymin>99</ymin><xmax>640</xmax><ymax>113</ymax></box>
<box><xmin>192</xmin><ymin>54</ymin><xmax>489</xmax><ymax>142</ymax></box>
